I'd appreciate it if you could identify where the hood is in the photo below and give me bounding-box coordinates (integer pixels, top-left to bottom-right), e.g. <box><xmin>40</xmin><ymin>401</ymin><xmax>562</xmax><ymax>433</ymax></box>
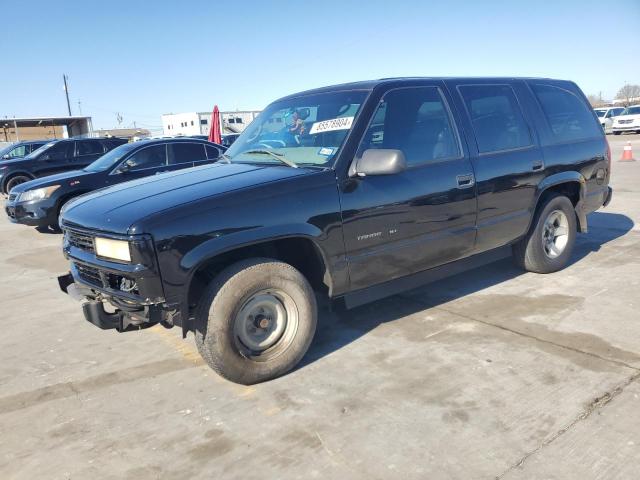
<box><xmin>10</xmin><ymin>169</ymin><xmax>92</xmax><ymax>193</ymax></box>
<box><xmin>62</xmin><ymin>162</ymin><xmax>313</xmax><ymax>234</ymax></box>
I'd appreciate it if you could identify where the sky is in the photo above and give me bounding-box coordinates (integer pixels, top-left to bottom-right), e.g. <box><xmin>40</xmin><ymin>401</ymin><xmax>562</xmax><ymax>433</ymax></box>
<box><xmin>2</xmin><ymin>0</ymin><xmax>639</xmax><ymax>130</ymax></box>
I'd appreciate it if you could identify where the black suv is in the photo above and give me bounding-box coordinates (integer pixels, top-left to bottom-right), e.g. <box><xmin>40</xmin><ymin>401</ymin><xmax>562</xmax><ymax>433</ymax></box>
<box><xmin>0</xmin><ymin>137</ymin><xmax>127</xmax><ymax>194</ymax></box>
<box><xmin>0</xmin><ymin>140</ymin><xmax>48</xmax><ymax>161</ymax></box>
<box><xmin>58</xmin><ymin>77</ymin><xmax>612</xmax><ymax>384</ymax></box>
<box><xmin>5</xmin><ymin>138</ymin><xmax>225</xmax><ymax>230</ymax></box>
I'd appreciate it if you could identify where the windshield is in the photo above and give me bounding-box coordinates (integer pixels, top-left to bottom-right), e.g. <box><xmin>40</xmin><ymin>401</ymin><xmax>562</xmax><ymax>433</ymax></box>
<box><xmin>622</xmin><ymin>106</ymin><xmax>640</xmax><ymax>115</ymax></box>
<box><xmin>84</xmin><ymin>142</ymin><xmax>138</xmax><ymax>172</ymax></box>
<box><xmin>225</xmin><ymin>90</ymin><xmax>369</xmax><ymax>167</ymax></box>
<box><xmin>23</xmin><ymin>141</ymin><xmax>57</xmax><ymax>160</ymax></box>
<box><xmin>594</xmin><ymin>109</ymin><xmax>606</xmax><ymax>118</ymax></box>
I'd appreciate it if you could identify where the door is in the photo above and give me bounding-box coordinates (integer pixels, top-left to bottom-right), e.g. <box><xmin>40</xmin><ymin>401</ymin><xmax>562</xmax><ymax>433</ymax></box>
<box><xmin>339</xmin><ymin>84</ymin><xmax>478</xmax><ymax>291</ymax></box>
<box><xmin>73</xmin><ymin>140</ymin><xmax>106</xmax><ymax>168</ymax></box>
<box><xmin>447</xmin><ymin>81</ymin><xmax>544</xmax><ymax>252</ymax></box>
<box><xmin>34</xmin><ymin>141</ymin><xmax>75</xmax><ymax>177</ymax></box>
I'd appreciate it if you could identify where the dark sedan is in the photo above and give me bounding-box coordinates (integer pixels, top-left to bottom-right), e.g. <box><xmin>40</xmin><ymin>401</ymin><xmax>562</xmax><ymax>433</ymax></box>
<box><xmin>5</xmin><ymin>137</ymin><xmax>225</xmax><ymax>230</ymax></box>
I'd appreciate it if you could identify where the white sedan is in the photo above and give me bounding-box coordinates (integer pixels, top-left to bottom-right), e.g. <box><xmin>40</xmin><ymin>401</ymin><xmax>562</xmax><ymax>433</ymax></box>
<box><xmin>594</xmin><ymin>106</ymin><xmax>625</xmax><ymax>134</ymax></box>
<box><xmin>612</xmin><ymin>105</ymin><xmax>640</xmax><ymax>135</ymax></box>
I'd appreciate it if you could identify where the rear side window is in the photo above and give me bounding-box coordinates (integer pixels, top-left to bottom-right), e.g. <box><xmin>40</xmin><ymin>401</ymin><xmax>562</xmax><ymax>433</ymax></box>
<box><xmin>531</xmin><ymin>84</ymin><xmax>601</xmax><ymax>142</ymax></box>
<box><xmin>358</xmin><ymin>86</ymin><xmax>461</xmax><ymax>167</ymax></box>
<box><xmin>123</xmin><ymin>144</ymin><xmax>167</xmax><ymax>171</ymax></box>
<box><xmin>168</xmin><ymin>142</ymin><xmax>207</xmax><ymax>165</ymax></box>
<box><xmin>459</xmin><ymin>84</ymin><xmax>532</xmax><ymax>154</ymax></box>
<box><xmin>76</xmin><ymin>140</ymin><xmax>104</xmax><ymax>156</ymax></box>
<box><xmin>205</xmin><ymin>145</ymin><xmax>221</xmax><ymax>159</ymax></box>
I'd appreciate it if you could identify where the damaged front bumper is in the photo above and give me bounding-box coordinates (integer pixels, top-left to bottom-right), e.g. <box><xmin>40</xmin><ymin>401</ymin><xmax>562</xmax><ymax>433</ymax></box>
<box><xmin>58</xmin><ymin>273</ymin><xmax>169</xmax><ymax>332</ymax></box>
<box><xmin>58</xmin><ymin>224</ymin><xmax>183</xmax><ymax>332</ymax></box>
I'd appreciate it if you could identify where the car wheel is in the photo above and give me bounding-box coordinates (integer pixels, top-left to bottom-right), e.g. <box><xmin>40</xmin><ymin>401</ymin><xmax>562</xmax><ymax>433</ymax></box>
<box><xmin>512</xmin><ymin>194</ymin><xmax>577</xmax><ymax>274</ymax></box>
<box><xmin>5</xmin><ymin>174</ymin><xmax>32</xmax><ymax>193</ymax></box>
<box><xmin>194</xmin><ymin>258</ymin><xmax>317</xmax><ymax>385</ymax></box>
<box><xmin>614</xmin><ymin>131</ymin><xmax>622</xmax><ymax>135</ymax></box>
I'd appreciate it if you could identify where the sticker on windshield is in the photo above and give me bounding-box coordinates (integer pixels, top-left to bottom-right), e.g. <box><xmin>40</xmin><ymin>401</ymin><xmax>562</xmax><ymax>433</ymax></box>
<box><xmin>318</xmin><ymin>147</ymin><xmax>335</xmax><ymax>156</ymax></box>
<box><xmin>309</xmin><ymin>116</ymin><xmax>354</xmax><ymax>135</ymax></box>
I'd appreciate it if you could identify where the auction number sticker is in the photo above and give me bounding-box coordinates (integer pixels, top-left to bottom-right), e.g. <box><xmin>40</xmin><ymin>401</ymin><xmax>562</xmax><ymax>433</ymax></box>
<box><xmin>309</xmin><ymin>116</ymin><xmax>354</xmax><ymax>135</ymax></box>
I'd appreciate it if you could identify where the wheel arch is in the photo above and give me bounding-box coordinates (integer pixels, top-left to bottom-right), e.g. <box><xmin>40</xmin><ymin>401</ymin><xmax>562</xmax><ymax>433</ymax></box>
<box><xmin>2</xmin><ymin>170</ymin><xmax>35</xmax><ymax>193</ymax></box>
<box><xmin>183</xmin><ymin>232</ymin><xmax>332</xmax><ymax>335</ymax></box>
<box><xmin>529</xmin><ymin>172</ymin><xmax>587</xmax><ymax>234</ymax></box>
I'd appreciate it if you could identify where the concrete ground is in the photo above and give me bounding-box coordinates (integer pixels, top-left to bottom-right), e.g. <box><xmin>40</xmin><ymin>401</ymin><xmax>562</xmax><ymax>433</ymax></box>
<box><xmin>0</xmin><ymin>134</ymin><xmax>639</xmax><ymax>480</ymax></box>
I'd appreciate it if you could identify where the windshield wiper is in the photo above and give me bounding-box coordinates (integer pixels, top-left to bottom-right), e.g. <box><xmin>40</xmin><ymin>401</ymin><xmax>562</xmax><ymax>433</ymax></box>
<box><xmin>243</xmin><ymin>150</ymin><xmax>298</xmax><ymax>168</ymax></box>
<box><xmin>219</xmin><ymin>153</ymin><xmax>232</xmax><ymax>164</ymax></box>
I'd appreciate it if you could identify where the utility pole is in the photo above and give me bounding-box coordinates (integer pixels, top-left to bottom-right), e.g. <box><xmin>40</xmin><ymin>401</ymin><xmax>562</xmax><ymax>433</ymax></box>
<box><xmin>77</xmin><ymin>100</ymin><xmax>82</xmax><ymax>115</ymax></box>
<box><xmin>63</xmin><ymin>74</ymin><xmax>72</xmax><ymax>116</ymax></box>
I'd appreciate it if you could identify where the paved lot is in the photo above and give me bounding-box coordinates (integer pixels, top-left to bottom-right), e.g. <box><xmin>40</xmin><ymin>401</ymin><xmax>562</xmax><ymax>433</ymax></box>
<box><xmin>1</xmin><ymin>134</ymin><xmax>639</xmax><ymax>480</ymax></box>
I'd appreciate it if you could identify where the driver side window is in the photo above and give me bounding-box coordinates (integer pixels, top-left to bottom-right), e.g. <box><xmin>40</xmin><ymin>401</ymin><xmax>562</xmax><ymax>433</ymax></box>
<box><xmin>358</xmin><ymin>87</ymin><xmax>461</xmax><ymax>167</ymax></box>
<box><xmin>121</xmin><ymin>144</ymin><xmax>167</xmax><ymax>171</ymax></box>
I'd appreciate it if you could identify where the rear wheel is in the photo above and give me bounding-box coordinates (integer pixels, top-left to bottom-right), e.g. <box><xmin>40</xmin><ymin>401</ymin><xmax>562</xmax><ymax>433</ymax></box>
<box><xmin>194</xmin><ymin>258</ymin><xmax>317</xmax><ymax>385</ymax></box>
<box><xmin>5</xmin><ymin>174</ymin><xmax>32</xmax><ymax>194</ymax></box>
<box><xmin>512</xmin><ymin>195</ymin><xmax>577</xmax><ymax>273</ymax></box>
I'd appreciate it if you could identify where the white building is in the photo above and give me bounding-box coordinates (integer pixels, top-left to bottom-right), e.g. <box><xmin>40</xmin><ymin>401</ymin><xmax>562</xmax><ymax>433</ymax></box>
<box><xmin>161</xmin><ymin>110</ymin><xmax>261</xmax><ymax>137</ymax></box>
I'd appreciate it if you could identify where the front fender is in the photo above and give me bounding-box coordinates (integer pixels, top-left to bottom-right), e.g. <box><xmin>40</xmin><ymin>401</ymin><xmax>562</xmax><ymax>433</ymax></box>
<box><xmin>180</xmin><ymin>223</ymin><xmax>325</xmax><ymax>273</ymax></box>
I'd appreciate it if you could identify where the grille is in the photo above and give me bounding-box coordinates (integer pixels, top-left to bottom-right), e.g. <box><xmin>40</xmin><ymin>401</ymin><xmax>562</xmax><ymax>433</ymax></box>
<box><xmin>67</xmin><ymin>230</ymin><xmax>95</xmax><ymax>253</ymax></box>
<box><xmin>74</xmin><ymin>262</ymin><xmax>139</xmax><ymax>295</ymax></box>
<box><xmin>75</xmin><ymin>263</ymin><xmax>103</xmax><ymax>287</ymax></box>
<box><xmin>8</xmin><ymin>193</ymin><xmax>17</xmax><ymax>202</ymax></box>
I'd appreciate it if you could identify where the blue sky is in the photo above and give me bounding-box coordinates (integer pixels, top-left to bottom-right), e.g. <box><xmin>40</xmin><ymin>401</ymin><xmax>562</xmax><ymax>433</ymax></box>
<box><xmin>2</xmin><ymin>0</ymin><xmax>639</xmax><ymax>130</ymax></box>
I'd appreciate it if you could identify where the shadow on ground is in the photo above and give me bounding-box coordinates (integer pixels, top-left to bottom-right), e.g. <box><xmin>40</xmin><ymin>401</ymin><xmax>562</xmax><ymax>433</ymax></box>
<box><xmin>301</xmin><ymin>211</ymin><xmax>635</xmax><ymax>368</ymax></box>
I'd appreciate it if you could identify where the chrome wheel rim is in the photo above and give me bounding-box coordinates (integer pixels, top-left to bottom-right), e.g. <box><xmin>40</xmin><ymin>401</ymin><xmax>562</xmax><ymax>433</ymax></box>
<box><xmin>233</xmin><ymin>289</ymin><xmax>298</xmax><ymax>361</ymax></box>
<box><xmin>542</xmin><ymin>209</ymin><xmax>569</xmax><ymax>259</ymax></box>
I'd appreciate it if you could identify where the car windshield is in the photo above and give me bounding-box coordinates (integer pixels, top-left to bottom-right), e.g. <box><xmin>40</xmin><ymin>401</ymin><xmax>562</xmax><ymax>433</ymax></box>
<box><xmin>594</xmin><ymin>109</ymin><xmax>606</xmax><ymax>118</ymax></box>
<box><xmin>622</xmin><ymin>106</ymin><xmax>640</xmax><ymax>115</ymax></box>
<box><xmin>84</xmin><ymin>142</ymin><xmax>138</xmax><ymax>172</ymax></box>
<box><xmin>224</xmin><ymin>90</ymin><xmax>369</xmax><ymax>167</ymax></box>
<box><xmin>23</xmin><ymin>141</ymin><xmax>57</xmax><ymax>160</ymax></box>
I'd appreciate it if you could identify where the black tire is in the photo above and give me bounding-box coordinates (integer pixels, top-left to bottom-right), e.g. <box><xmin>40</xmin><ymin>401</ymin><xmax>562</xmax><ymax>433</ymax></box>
<box><xmin>4</xmin><ymin>174</ymin><xmax>32</xmax><ymax>194</ymax></box>
<box><xmin>194</xmin><ymin>258</ymin><xmax>317</xmax><ymax>385</ymax></box>
<box><xmin>512</xmin><ymin>195</ymin><xmax>577</xmax><ymax>274</ymax></box>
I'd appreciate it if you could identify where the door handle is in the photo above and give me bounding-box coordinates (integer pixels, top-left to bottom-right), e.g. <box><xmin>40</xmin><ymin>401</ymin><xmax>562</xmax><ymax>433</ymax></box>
<box><xmin>456</xmin><ymin>173</ymin><xmax>475</xmax><ymax>189</ymax></box>
<box><xmin>532</xmin><ymin>160</ymin><xmax>544</xmax><ymax>171</ymax></box>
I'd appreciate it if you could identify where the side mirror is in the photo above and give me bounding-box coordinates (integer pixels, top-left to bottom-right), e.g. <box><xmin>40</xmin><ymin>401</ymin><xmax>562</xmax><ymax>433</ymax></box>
<box><xmin>118</xmin><ymin>162</ymin><xmax>131</xmax><ymax>173</ymax></box>
<box><xmin>354</xmin><ymin>149</ymin><xmax>407</xmax><ymax>177</ymax></box>
<box><xmin>2</xmin><ymin>154</ymin><xmax>9</xmax><ymax>160</ymax></box>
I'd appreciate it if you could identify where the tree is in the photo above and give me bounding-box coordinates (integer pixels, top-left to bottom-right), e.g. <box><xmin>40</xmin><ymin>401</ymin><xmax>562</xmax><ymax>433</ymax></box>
<box><xmin>615</xmin><ymin>84</ymin><xmax>640</xmax><ymax>106</ymax></box>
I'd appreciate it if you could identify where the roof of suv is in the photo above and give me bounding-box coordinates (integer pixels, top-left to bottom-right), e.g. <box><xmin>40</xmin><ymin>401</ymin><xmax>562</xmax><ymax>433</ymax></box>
<box><xmin>277</xmin><ymin>76</ymin><xmax>567</xmax><ymax>101</ymax></box>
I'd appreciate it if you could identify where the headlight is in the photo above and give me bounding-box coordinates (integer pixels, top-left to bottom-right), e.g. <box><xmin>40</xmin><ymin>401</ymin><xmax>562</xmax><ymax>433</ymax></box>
<box><xmin>94</xmin><ymin>237</ymin><xmax>131</xmax><ymax>262</ymax></box>
<box><xmin>19</xmin><ymin>185</ymin><xmax>60</xmax><ymax>202</ymax></box>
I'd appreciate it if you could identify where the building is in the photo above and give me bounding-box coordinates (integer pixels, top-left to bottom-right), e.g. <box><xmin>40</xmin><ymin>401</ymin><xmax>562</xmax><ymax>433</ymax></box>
<box><xmin>161</xmin><ymin>110</ymin><xmax>261</xmax><ymax>137</ymax></box>
<box><xmin>92</xmin><ymin>128</ymin><xmax>151</xmax><ymax>140</ymax></box>
<box><xmin>0</xmin><ymin>116</ymin><xmax>93</xmax><ymax>142</ymax></box>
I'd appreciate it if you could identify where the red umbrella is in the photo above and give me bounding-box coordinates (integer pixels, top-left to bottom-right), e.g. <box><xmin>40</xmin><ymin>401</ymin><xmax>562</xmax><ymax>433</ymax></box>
<box><xmin>208</xmin><ymin>105</ymin><xmax>222</xmax><ymax>144</ymax></box>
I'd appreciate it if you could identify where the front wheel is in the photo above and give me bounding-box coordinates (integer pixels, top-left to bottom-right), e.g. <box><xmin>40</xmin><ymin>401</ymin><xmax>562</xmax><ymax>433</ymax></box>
<box><xmin>512</xmin><ymin>195</ymin><xmax>577</xmax><ymax>273</ymax></box>
<box><xmin>5</xmin><ymin>174</ymin><xmax>32</xmax><ymax>194</ymax></box>
<box><xmin>194</xmin><ymin>258</ymin><xmax>317</xmax><ymax>384</ymax></box>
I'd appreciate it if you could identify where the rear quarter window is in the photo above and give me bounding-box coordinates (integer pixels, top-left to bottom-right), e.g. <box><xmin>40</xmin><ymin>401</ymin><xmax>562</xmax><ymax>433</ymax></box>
<box><xmin>531</xmin><ymin>84</ymin><xmax>602</xmax><ymax>143</ymax></box>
